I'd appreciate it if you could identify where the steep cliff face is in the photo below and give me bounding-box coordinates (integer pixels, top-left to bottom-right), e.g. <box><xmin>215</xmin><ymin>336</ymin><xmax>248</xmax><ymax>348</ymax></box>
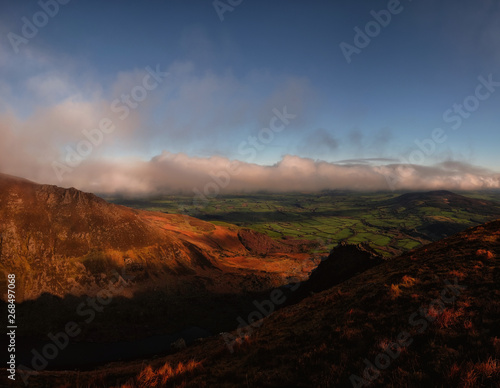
<box><xmin>0</xmin><ymin>173</ymin><xmax>316</xmax><ymax>301</ymax></box>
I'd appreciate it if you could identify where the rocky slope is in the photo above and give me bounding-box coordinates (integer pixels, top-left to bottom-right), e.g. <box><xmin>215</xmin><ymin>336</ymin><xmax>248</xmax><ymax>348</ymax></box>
<box><xmin>0</xmin><ymin>173</ymin><xmax>317</xmax><ymax>301</ymax></box>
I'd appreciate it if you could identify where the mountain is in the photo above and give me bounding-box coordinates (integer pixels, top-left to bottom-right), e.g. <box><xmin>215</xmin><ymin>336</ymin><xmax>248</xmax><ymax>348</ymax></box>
<box><xmin>0</xmin><ymin>172</ymin><xmax>317</xmax><ymax>301</ymax></box>
<box><xmin>0</xmin><ymin>173</ymin><xmax>320</xmax><ymax>346</ymax></box>
<box><xmin>2</xmin><ymin>176</ymin><xmax>499</xmax><ymax>387</ymax></box>
<box><xmin>28</xmin><ymin>219</ymin><xmax>499</xmax><ymax>387</ymax></box>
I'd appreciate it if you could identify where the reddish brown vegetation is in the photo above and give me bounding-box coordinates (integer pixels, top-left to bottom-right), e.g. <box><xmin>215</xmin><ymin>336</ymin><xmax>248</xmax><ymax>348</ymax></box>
<box><xmin>0</xmin><ymin>173</ymin><xmax>316</xmax><ymax>302</ymax></box>
<box><xmin>237</xmin><ymin>228</ymin><xmax>316</xmax><ymax>255</ymax></box>
<box><xmin>134</xmin><ymin>360</ymin><xmax>202</xmax><ymax>387</ymax></box>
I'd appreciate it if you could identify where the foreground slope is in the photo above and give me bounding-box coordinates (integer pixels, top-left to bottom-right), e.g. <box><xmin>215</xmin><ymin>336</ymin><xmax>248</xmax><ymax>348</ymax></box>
<box><xmin>24</xmin><ymin>219</ymin><xmax>499</xmax><ymax>387</ymax></box>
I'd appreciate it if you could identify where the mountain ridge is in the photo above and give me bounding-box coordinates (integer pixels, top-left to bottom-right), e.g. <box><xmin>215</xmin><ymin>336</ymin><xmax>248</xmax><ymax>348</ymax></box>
<box><xmin>0</xmin><ymin>173</ymin><xmax>317</xmax><ymax>301</ymax></box>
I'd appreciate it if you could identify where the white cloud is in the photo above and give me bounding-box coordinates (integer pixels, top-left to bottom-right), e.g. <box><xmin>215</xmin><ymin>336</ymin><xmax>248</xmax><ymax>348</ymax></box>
<box><xmin>8</xmin><ymin>151</ymin><xmax>496</xmax><ymax>196</ymax></box>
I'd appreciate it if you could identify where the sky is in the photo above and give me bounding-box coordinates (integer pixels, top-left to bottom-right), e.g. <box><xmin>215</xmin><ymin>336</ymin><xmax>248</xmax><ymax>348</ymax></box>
<box><xmin>0</xmin><ymin>0</ymin><xmax>500</xmax><ymax>195</ymax></box>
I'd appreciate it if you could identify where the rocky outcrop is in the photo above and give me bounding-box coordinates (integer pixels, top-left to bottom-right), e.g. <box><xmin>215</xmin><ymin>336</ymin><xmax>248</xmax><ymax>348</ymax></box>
<box><xmin>306</xmin><ymin>241</ymin><xmax>383</xmax><ymax>291</ymax></box>
<box><xmin>285</xmin><ymin>241</ymin><xmax>384</xmax><ymax>304</ymax></box>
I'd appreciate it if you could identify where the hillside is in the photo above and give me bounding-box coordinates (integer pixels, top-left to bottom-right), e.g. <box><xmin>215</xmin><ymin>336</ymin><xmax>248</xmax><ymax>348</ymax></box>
<box><xmin>22</xmin><ymin>219</ymin><xmax>499</xmax><ymax>387</ymax></box>
<box><xmin>0</xmin><ymin>173</ymin><xmax>318</xmax><ymax>344</ymax></box>
<box><xmin>0</xmin><ymin>173</ymin><xmax>317</xmax><ymax>300</ymax></box>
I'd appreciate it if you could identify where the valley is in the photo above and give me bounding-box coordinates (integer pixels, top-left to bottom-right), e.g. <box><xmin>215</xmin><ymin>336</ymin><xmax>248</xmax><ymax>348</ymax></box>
<box><xmin>111</xmin><ymin>190</ymin><xmax>500</xmax><ymax>257</ymax></box>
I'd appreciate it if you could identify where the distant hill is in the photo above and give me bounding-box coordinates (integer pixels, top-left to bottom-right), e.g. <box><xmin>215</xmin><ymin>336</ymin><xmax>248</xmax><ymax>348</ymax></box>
<box><xmin>33</xmin><ymin>219</ymin><xmax>499</xmax><ymax>387</ymax></box>
<box><xmin>384</xmin><ymin>190</ymin><xmax>499</xmax><ymax>215</ymax></box>
<box><xmin>378</xmin><ymin>190</ymin><xmax>500</xmax><ymax>241</ymax></box>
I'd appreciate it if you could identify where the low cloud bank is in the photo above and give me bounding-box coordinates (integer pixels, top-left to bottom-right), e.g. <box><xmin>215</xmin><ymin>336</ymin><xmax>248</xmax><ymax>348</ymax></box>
<box><xmin>4</xmin><ymin>151</ymin><xmax>498</xmax><ymax>197</ymax></box>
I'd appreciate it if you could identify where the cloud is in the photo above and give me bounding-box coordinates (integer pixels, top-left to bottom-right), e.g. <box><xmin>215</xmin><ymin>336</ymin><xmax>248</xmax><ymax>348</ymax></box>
<box><xmin>147</xmin><ymin>65</ymin><xmax>315</xmax><ymax>156</ymax></box>
<box><xmin>334</xmin><ymin>158</ymin><xmax>399</xmax><ymax>165</ymax></box>
<box><xmin>1</xmin><ymin>67</ymin><xmax>498</xmax><ymax>196</ymax></box>
<box><xmin>179</xmin><ymin>25</ymin><xmax>216</xmax><ymax>65</ymax></box>
<box><xmin>0</xmin><ymin>38</ymin><xmax>317</xmax><ymax>168</ymax></box>
<box><xmin>1</xmin><ymin>20</ymin><xmax>498</xmax><ymax>197</ymax></box>
<box><xmin>424</xmin><ymin>0</ymin><xmax>500</xmax><ymax>68</ymax></box>
<box><xmin>5</xmin><ymin>151</ymin><xmax>496</xmax><ymax>197</ymax></box>
<box><xmin>25</xmin><ymin>73</ymin><xmax>73</xmax><ymax>101</ymax></box>
<box><xmin>373</xmin><ymin>127</ymin><xmax>393</xmax><ymax>148</ymax></box>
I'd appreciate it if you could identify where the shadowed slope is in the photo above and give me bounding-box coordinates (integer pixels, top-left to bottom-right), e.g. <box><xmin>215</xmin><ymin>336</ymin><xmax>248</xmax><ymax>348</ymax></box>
<box><xmin>286</xmin><ymin>241</ymin><xmax>384</xmax><ymax>305</ymax></box>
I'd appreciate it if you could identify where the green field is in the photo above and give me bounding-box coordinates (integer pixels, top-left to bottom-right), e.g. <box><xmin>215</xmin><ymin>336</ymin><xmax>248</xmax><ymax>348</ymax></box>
<box><xmin>109</xmin><ymin>191</ymin><xmax>500</xmax><ymax>258</ymax></box>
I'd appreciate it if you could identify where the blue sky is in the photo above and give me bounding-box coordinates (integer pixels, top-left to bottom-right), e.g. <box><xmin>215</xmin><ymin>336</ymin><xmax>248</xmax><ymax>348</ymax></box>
<box><xmin>0</xmin><ymin>0</ymin><xmax>499</xmax><ymax>194</ymax></box>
